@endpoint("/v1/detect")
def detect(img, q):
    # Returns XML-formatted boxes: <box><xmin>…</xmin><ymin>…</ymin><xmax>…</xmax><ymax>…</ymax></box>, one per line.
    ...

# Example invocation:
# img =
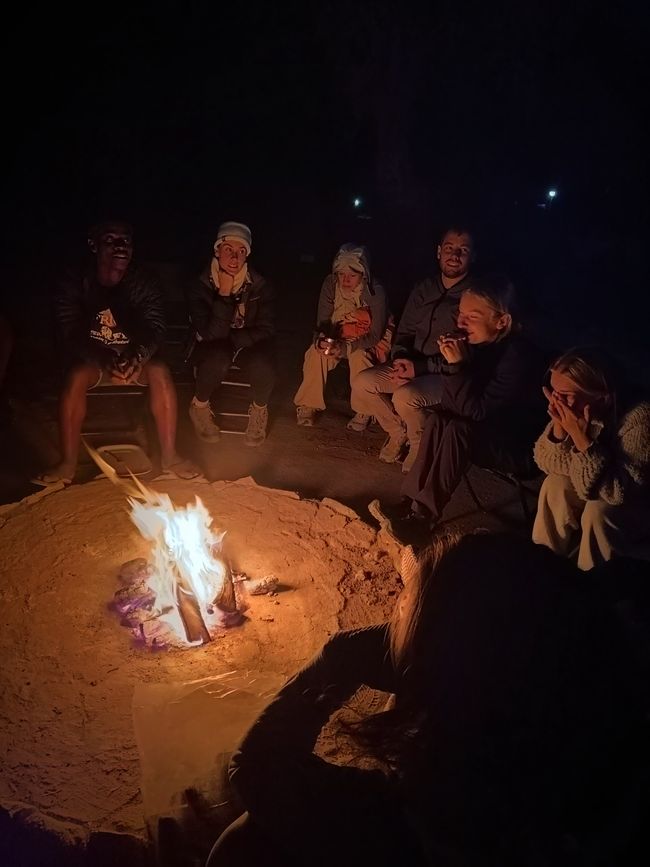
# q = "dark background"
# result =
<box><xmin>3</xmin><ymin>0</ymin><xmax>649</xmax><ymax>368</ymax></box>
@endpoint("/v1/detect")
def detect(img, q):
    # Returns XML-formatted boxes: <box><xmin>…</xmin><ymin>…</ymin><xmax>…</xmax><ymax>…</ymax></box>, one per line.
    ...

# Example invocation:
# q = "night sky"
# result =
<box><xmin>5</xmin><ymin>0</ymin><xmax>649</xmax><ymax>331</ymax></box>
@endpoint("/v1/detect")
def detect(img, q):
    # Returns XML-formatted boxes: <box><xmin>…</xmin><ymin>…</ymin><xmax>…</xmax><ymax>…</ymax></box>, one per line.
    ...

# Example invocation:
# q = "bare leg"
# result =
<box><xmin>142</xmin><ymin>359</ymin><xmax>179</xmax><ymax>465</ymax></box>
<box><xmin>55</xmin><ymin>362</ymin><xmax>102</xmax><ymax>478</ymax></box>
<box><xmin>143</xmin><ymin>359</ymin><xmax>199</xmax><ymax>478</ymax></box>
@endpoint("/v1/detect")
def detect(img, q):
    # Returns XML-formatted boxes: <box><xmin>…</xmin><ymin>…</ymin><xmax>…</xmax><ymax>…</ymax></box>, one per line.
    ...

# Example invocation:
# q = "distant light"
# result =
<box><xmin>547</xmin><ymin>189</ymin><xmax>557</xmax><ymax>199</ymax></box>
<box><xmin>353</xmin><ymin>197</ymin><xmax>362</xmax><ymax>208</ymax></box>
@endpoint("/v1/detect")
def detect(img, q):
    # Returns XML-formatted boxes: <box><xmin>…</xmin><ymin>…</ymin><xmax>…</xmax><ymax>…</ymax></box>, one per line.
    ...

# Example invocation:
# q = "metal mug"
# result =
<box><xmin>318</xmin><ymin>337</ymin><xmax>339</xmax><ymax>356</ymax></box>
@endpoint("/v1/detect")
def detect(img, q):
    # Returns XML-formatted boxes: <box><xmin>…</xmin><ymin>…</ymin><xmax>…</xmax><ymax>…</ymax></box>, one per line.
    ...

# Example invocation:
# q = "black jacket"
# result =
<box><xmin>56</xmin><ymin>264</ymin><xmax>165</xmax><ymax>364</ymax></box>
<box><xmin>441</xmin><ymin>333</ymin><xmax>545</xmax><ymax>423</ymax></box>
<box><xmin>188</xmin><ymin>266</ymin><xmax>274</xmax><ymax>350</ymax></box>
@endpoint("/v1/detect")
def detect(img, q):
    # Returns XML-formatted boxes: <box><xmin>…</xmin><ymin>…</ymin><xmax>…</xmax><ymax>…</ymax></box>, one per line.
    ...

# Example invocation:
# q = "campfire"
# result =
<box><xmin>86</xmin><ymin>444</ymin><xmax>277</xmax><ymax>649</ymax></box>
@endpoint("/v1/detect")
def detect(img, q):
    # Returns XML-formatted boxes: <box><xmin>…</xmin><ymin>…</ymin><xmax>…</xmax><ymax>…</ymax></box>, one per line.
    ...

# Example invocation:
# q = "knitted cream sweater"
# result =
<box><xmin>533</xmin><ymin>401</ymin><xmax>650</xmax><ymax>505</ymax></box>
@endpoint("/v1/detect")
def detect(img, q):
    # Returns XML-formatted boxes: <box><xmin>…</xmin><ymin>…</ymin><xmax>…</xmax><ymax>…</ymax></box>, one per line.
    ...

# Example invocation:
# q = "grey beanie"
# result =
<box><xmin>214</xmin><ymin>221</ymin><xmax>252</xmax><ymax>255</ymax></box>
<box><xmin>332</xmin><ymin>243</ymin><xmax>370</xmax><ymax>280</ymax></box>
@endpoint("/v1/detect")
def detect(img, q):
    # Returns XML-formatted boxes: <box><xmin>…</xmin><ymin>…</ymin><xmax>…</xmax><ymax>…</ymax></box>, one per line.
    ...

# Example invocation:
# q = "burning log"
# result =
<box><xmin>176</xmin><ymin>584</ymin><xmax>211</xmax><ymax>645</ymax></box>
<box><xmin>90</xmin><ymin>437</ymin><xmax>246</xmax><ymax>646</ymax></box>
<box><xmin>212</xmin><ymin>557</ymin><xmax>237</xmax><ymax>613</ymax></box>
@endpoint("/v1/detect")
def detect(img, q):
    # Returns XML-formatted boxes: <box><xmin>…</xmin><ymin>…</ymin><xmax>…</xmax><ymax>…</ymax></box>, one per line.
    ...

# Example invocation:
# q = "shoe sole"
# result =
<box><xmin>196</xmin><ymin>433</ymin><xmax>221</xmax><ymax>443</ymax></box>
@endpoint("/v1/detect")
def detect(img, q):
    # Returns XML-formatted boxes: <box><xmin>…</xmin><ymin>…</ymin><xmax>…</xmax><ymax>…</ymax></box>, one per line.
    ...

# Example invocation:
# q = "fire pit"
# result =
<box><xmin>0</xmin><ymin>477</ymin><xmax>402</xmax><ymax>857</ymax></box>
<box><xmin>113</xmin><ymin>491</ymin><xmax>248</xmax><ymax>649</ymax></box>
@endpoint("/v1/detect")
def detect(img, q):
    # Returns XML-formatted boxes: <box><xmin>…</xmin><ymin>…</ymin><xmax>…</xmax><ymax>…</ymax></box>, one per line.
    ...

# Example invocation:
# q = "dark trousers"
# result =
<box><xmin>193</xmin><ymin>338</ymin><xmax>276</xmax><ymax>405</ymax></box>
<box><xmin>402</xmin><ymin>411</ymin><xmax>537</xmax><ymax>521</ymax></box>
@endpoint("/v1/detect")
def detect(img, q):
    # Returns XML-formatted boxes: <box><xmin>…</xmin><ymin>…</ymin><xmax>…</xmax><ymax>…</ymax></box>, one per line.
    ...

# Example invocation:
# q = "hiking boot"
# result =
<box><xmin>379</xmin><ymin>431</ymin><xmax>408</xmax><ymax>463</ymax></box>
<box><xmin>296</xmin><ymin>406</ymin><xmax>317</xmax><ymax>427</ymax></box>
<box><xmin>346</xmin><ymin>412</ymin><xmax>372</xmax><ymax>432</ymax></box>
<box><xmin>189</xmin><ymin>401</ymin><xmax>221</xmax><ymax>443</ymax></box>
<box><xmin>368</xmin><ymin>498</ymin><xmax>434</xmax><ymax>548</ymax></box>
<box><xmin>245</xmin><ymin>403</ymin><xmax>268</xmax><ymax>447</ymax></box>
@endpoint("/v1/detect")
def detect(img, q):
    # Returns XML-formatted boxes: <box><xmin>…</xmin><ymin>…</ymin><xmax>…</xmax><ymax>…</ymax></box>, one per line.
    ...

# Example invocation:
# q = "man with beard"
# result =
<box><xmin>352</xmin><ymin>226</ymin><xmax>475</xmax><ymax>473</ymax></box>
<box><xmin>32</xmin><ymin>219</ymin><xmax>199</xmax><ymax>485</ymax></box>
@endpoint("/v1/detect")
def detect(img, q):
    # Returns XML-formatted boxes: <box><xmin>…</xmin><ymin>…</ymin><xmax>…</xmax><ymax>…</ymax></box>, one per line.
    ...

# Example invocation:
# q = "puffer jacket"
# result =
<box><xmin>188</xmin><ymin>266</ymin><xmax>274</xmax><ymax>350</ymax></box>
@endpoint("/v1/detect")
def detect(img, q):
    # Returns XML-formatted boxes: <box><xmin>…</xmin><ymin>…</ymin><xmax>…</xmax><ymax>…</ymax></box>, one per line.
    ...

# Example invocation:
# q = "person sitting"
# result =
<box><xmin>187</xmin><ymin>222</ymin><xmax>275</xmax><ymax>448</ymax></box>
<box><xmin>206</xmin><ymin>531</ymin><xmax>646</xmax><ymax>867</ymax></box>
<box><xmin>532</xmin><ymin>346</ymin><xmax>650</xmax><ymax>570</ymax></box>
<box><xmin>32</xmin><ymin>219</ymin><xmax>199</xmax><ymax>486</ymax></box>
<box><xmin>351</xmin><ymin>225</ymin><xmax>475</xmax><ymax>472</ymax></box>
<box><xmin>370</xmin><ymin>276</ymin><xmax>544</xmax><ymax>545</ymax></box>
<box><xmin>293</xmin><ymin>243</ymin><xmax>391</xmax><ymax>429</ymax></box>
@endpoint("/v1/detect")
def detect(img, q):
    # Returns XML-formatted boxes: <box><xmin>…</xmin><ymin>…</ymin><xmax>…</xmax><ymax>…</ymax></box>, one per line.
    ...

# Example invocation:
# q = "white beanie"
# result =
<box><xmin>214</xmin><ymin>221</ymin><xmax>252</xmax><ymax>256</ymax></box>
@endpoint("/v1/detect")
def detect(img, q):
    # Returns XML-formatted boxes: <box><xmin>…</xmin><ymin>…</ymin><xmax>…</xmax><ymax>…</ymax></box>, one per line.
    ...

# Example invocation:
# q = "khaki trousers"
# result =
<box><xmin>293</xmin><ymin>344</ymin><xmax>374</xmax><ymax>411</ymax></box>
<box><xmin>351</xmin><ymin>364</ymin><xmax>444</xmax><ymax>452</ymax></box>
<box><xmin>532</xmin><ymin>473</ymin><xmax>650</xmax><ymax>570</ymax></box>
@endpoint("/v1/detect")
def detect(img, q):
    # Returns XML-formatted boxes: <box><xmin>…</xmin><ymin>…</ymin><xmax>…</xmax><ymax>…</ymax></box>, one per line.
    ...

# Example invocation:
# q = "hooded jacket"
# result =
<box><xmin>315</xmin><ymin>244</ymin><xmax>389</xmax><ymax>355</ymax></box>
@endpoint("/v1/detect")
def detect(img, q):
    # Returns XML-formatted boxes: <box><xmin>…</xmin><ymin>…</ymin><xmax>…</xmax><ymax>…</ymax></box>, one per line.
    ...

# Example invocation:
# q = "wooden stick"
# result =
<box><xmin>174</xmin><ymin>566</ymin><xmax>211</xmax><ymax>644</ymax></box>
<box><xmin>213</xmin><ymin>560</ymin><xmax>238</xmax><ymax>614</ymax></box>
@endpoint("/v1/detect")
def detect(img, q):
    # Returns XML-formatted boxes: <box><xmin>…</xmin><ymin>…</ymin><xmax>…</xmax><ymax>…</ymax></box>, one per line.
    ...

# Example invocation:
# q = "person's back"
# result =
<box><xmin>206</xmin><ymin>532</ymin><xmax>647</xmax><ymax>867</ymax></box>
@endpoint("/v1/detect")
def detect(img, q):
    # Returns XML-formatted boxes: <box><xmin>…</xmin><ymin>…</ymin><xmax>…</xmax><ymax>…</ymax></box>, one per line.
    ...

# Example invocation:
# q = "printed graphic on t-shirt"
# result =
<box><xmin>90</xmin><ymin>308</ymin><xmax>129</xmax><ymax>347</ymax></box>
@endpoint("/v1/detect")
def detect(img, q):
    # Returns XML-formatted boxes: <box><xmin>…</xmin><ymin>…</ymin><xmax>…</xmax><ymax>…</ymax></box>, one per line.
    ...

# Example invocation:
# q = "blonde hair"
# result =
<box><xmin>550</xmin><ymin>347</ymin><xmax>618</xmax><ymax>404</ymax></box>
<box><xmin>462</xmin><ymin>274</ymin><xmax>517</xmax><ymax>340</ymax></box>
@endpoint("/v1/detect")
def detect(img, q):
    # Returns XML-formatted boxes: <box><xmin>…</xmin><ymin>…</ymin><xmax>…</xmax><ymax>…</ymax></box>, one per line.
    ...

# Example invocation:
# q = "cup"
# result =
<box><xmin>318</xmin><ymin>337</ymin><xmax>338</xmax><ymax>356</ymax></box>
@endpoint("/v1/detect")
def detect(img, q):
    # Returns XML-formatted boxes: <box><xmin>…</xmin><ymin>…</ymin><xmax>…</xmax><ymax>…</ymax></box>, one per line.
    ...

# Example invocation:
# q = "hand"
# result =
<box><xmin>542</xmin><ymin>386</ymin><xmax>592</xmax><ymax>450</ymax></box>
<box><xmin>110</xmin><ymin>352</ymin><xmax>142</xmax><ymax>383</ymax></box>
<box><xmin>542</xmin><ymin>386</ymin><xmax>567</xmax><ymax>440</ymax></box>
<box><xmin>437</xmin><ymin>334</ymin><xmax>469</xmax><ymax>364</ymax></box>
<box><xmin>217</xmin><ymin>270</ymin><xmax>235</xmax><ymax>296</ymax></box>
<box><xmin>316</xmin><ymin>336</ymin><xmax>344</xmax><ymax>358</ymax></box>
<box><xmin>390</xmin><ymin>358</ymin><xmax>415</xmax><ymax>384</ymax></box>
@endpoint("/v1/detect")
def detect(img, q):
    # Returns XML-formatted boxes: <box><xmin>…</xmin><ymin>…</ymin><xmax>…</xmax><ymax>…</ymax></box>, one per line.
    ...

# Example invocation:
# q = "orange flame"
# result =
<box><xmin>84</xmin><ymin>441</ymin><xmax>229</xmax><ymax>645</ymax></box>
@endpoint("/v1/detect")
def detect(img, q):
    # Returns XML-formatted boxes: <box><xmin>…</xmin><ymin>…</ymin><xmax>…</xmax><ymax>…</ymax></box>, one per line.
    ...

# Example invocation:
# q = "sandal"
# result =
<box><xmin>30</xmin><ymin>471</ymin><xmax>73</xmax><ymax>488</ymax></box>
<box><xmin>159</xmin><ymin>458</ymin><xmax>202</xmax><ymax>481</ymax></box>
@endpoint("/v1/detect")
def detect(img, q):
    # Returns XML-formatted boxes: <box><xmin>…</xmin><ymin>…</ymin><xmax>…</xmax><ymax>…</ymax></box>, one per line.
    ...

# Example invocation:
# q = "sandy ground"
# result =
<box><xmin>0</xmin><ymin>476</ymin><xmax>406</xmax><ymax>859</ymax></box>
<box><xmin>0</xmin><ymin>300</ymin><xmax>540</xmax><ymax>863</ymax></box>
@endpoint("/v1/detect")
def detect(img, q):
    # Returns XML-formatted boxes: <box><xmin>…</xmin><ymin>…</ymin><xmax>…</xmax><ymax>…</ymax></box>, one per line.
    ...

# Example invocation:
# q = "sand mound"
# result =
<box><xmin>0</xmin><ymin>477</ymin><xmax>401</xmax><ymax>849</ymax></box>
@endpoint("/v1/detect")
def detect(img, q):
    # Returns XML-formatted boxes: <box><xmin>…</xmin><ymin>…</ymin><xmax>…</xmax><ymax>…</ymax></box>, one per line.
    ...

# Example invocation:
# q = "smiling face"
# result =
<box><xmin>436</xmin><ymin>230</ymin><xmax>474</xmax><ymax>281</ymax></box>
<box><xmin>456</xmin><ymin>291</ymin><xmax>511</xmax><ymax>344</ymax></box>
<box><xmin>89</xmin><ymin>222</ymin><xmax>133</xmax><ymax>277</ymax></box>
<box><xmin>215</xmin><ymin>240</ymin><xmax>248</xmax><ymax>276</ymax></box>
